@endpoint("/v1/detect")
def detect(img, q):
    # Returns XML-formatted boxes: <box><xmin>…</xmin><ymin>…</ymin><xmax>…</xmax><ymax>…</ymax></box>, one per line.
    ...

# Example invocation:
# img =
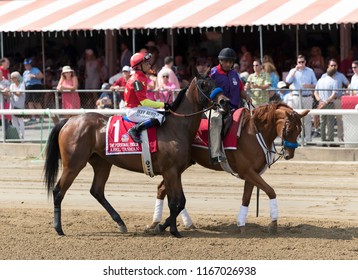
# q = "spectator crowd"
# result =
<box><xmin>1</xmin><ymin>38</ymin><xmax>357</xmax><ymax>144</ymax></box>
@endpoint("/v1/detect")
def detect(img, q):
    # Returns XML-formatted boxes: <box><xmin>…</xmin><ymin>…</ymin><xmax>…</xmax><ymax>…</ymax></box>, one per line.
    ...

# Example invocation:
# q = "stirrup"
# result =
<box><xmin>128</xmin><ymin>128</ymin><xmax>142</xmax><ymax>143</ymax></box>
<box><xmin>211</xmin><ymin>156</ymin><xmax>227</xmax><ymax>164</ymax></box>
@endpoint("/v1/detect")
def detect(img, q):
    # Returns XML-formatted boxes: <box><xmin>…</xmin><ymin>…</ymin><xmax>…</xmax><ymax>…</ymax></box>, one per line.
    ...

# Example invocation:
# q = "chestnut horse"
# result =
<box><xmin>149</xmin><ymin>103</ymin><xmax>309</xmax><ymax>233</ymax></box>
<box><xmin>44</xmin><ymin>76</ymin><xmax>218</xmax><ymax>238</ymax></box>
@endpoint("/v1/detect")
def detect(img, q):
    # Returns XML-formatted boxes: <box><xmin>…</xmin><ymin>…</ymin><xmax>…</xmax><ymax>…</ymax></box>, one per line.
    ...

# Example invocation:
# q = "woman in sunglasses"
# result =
<box><xmin>156</xmin><ymin>69</ymin><xmax>177</xmax><ymax>103</ymax></box>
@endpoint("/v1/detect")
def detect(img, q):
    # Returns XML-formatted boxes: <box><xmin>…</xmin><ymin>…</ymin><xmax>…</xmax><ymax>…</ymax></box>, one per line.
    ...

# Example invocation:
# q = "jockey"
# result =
<box><xmin>208</xmin><ymin>47</ymin><xmax>251</xmax><ymax>163</ymax></box>
<box><xmin>125</xmin><ymin>52</ymin><xmax>168</xmax><ymax>143</ymax></box>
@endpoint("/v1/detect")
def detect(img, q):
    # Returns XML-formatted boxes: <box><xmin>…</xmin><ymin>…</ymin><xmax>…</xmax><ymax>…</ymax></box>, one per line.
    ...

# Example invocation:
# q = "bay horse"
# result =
<box><xmin>44</xmin><ymin>76</ymin><xmax>218</xmax><ymax>238</ymax></box>
<box><xmin>148</xmin><ymin>103</ymin><xmax>309</xmax><ymax>233</ymax></box>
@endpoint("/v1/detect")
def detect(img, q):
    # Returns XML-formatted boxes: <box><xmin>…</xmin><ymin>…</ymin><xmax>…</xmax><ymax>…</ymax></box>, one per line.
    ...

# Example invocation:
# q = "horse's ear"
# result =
<box><xmin>300</xmin><ymin>109</ymin><xmax>310</xmax><ymax>118</ymax></box>
<box><xmin>204</xmin><ymin>64</ymin><xmax>211</xmax><ymax>76</ymax></box>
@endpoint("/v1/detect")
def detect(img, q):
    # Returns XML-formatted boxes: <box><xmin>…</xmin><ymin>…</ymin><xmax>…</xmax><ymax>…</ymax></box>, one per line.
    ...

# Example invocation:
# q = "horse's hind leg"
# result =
<box><xmin>53</xmin><ymin>166</ymin><xmax>84</xmax><ymax>236</ymax></box>
<box><xmin>89</xmin><ymin>155</ymin><xmax>127</xmax><ymax>234</ymax></box>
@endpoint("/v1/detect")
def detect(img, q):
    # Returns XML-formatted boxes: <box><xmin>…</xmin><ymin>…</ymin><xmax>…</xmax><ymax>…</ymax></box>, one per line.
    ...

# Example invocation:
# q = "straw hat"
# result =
<box><xmin>61</xmin><ymin>65</ymin><xmax>74</xmax><ymax>73</ymax></box>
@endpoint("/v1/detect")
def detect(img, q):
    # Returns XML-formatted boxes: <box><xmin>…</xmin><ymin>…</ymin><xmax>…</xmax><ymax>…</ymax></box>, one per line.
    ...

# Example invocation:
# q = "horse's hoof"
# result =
<box><xmin>238</xmin><ymin>226</ymin><xmax>246</xmax><ymax>234</ymax></box>
<box><xmin>56</xmin><ymin>230</ymin><xmax>65</xmax><ymax>236</ymax></box>
<box><xmin>268</xmin><ymin>221</ymin><xmax>278</xmax><ymax>234</ymax></box>
<box><xmin>158</xmin><ymin>224</ymin><xmax>166</xmax><ymax>232</ymax></box>
<box><xmin>145</xmin><ymin>222</ymin><xmax>159</xmax><ymax>231</ymax></box>
<box><xmin>170</xmin><ymin>231</ymin><xmax>183</xmax><ymax>238</ymax></box>
<box><xmin>184</xmin><ymin>224</ymin><xmax>196</xmax><ymax>230</ymax></box>
<box><xmin>119</xmin><ymin>225</ymin><xmax>128</xmax><ymax>234</ymax></box>
<box><xmin>154</xmin><ymin>224</ymin><xmax>163</xmax><ymax>234</ymax></box>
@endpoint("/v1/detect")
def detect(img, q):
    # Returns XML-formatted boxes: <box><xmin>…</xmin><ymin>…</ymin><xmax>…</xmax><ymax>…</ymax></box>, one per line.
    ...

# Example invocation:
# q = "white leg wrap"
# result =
<box><xmin>180</xmin><ymin>208</ymin><xmax>193</xmax><ymax>228</ymax></box>
<box><xmin>152</xmin><ymin>199</ymin><xmax>164</xmax><ymax>223</ymax></box>
<box><xmin>237</xmin><ymin>205</ymin><xmax>248</xmax><ymax>227</ymax></box>
<box><xmin>270</xmin><ymin>198</ymin><xmax>278</xmax><ymax>221</ymax></box>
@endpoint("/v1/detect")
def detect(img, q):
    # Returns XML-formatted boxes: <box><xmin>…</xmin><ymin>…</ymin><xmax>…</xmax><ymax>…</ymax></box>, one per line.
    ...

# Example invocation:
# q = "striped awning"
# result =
<box><xmin>0</xmin><ymin>0</ymin><xmax>357</xmax><ymax>32</ymax></box>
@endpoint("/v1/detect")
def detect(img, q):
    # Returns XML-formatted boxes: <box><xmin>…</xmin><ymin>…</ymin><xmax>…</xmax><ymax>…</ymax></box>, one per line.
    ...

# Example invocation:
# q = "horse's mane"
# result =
<box><xmin>170</xmin><ymin>87</ymin><xmax>188</xmax><ymax>112</ymax></box>
<box><xmin>253</xmin><ymin>102</ymin><xmax>291</xmax><ymax>126</ymax></box>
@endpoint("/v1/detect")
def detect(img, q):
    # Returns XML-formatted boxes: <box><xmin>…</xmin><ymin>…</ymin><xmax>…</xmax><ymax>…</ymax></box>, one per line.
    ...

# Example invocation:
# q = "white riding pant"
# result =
<box><xmin>205</xmin><ymin>109</ymin><xmax>225</xmax><ymax>159</ymax></box>
<box><xmin>126</xmin><ymin>107</ymin><xmax>165</xmax><ymax>123</ymax></box>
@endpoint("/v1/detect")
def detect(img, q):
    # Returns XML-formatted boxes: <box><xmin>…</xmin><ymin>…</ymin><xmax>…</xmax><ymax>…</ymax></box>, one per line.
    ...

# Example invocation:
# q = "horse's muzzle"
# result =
<box><xmin>284</xmin><ymin>149</ymin><xmax>295</xmax><ymax>160</ymax></box>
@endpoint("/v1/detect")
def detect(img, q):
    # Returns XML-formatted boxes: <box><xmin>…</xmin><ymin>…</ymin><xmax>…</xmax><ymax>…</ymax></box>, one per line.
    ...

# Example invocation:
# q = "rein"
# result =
<box><xmin>166</xmin><ymin>76</ymin><xmax>217</xmax><ymax>118</ymax></box>
<box><xmin>167</xmin><ymin>104</ymin><xmax>215</xmax><ymax>118</ymax></box>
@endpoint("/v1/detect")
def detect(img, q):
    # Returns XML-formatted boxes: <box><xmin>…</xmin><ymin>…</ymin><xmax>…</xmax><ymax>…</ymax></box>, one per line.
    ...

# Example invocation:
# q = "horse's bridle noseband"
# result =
<box><xmin>281</xmin><ymin>111</ymin><xmax>300</xmax><ymax>149</ymax></box>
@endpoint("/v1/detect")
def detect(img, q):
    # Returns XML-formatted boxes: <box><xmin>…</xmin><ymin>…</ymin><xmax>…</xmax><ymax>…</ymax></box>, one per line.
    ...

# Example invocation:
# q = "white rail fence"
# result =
<box><xmin>1</xmin><ymin>88</ymin><xmax>358</xmax><ymax>147</ymax></box>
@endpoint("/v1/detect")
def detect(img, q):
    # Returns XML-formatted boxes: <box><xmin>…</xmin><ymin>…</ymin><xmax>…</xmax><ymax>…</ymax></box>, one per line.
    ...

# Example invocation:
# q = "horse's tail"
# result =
<box><xmin>44</xmin><ymin>119</ymin><xmax>68</xmax><ymax>196</ymax></box>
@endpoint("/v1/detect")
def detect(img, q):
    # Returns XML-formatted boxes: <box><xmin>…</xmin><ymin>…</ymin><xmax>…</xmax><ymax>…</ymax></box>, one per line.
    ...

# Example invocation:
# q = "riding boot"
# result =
<box><xmin>128</xmin><ymin>118</ymin><xmax>160</xmax><ymax>143</ymax></box>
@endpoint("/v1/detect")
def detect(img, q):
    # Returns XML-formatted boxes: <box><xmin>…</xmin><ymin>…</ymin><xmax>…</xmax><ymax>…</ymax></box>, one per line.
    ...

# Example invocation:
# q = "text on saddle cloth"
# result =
<box><xmin>106</xmin><ymin>116</ymin><xmax>157</xmax><ymax>155</ymax></box>
<box><xmin>192</xmin><ymin>108</ymin><xmax>246</xmax><ymax>150</ymax></box>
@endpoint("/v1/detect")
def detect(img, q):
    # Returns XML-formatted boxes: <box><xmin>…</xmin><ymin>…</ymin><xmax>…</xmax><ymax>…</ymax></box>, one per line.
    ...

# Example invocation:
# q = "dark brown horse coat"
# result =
<box><xmin>44</xmin><ymin>76</ymin><xmax>217</xmax><ymax>238</ymax></box>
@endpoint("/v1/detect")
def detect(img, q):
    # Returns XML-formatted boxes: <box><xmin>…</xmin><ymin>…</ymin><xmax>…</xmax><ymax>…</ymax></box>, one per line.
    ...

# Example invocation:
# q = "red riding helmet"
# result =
<box><xmin>130</xmin><ymin>52</ymin><xmax>152</xmax><ymax>69</ymax></box>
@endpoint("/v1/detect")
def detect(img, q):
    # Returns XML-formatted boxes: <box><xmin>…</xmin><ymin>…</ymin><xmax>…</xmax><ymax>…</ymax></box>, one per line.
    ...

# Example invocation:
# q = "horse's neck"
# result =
<box><xmin>253</xmin><ymin>112</ymin><xmax>282</xmax><ymax>146</ymax></box>
<box><xmin>166</xmin><ymin>86</ymin><xmax>203</xmax><ymax>139</ymax></box>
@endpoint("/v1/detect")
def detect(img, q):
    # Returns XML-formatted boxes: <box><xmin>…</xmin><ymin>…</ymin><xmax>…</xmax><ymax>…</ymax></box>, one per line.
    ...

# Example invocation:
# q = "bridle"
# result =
<box><xmin>255</xmin><ymin>108</ymin><xmax>301</xmax><ymax>167</ymax></box>
<box><xmin>281</xmin><ymin>111</ymin><xmax>300</xmax><ymax>150</ymax></box>
<box><xmin>167</xmin><ymin>75</ymin><xmax>218</xmax><ymax>118</ymax></box>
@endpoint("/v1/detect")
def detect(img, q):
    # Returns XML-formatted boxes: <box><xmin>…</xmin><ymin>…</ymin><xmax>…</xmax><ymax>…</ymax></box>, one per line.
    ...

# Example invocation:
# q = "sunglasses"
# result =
<box><xmin>298</xmin><ymin>61</ymin><xmax>305</xmax><ymax>64</ymax></box>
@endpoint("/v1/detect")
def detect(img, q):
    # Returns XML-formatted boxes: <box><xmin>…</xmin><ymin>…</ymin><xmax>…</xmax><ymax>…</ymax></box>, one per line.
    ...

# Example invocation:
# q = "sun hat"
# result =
<box><xmin>122</xmin><ymin>65</ymin><xmax>131</xmax><ymax>72</ymax></box>
<box><xmin>61</xmin><ymin>65</ymin><xmax>74</xmax><ymax>73</ymax></box>
<box><xmin>23</xmin><ymin>58</ymin><xmax>32</xmax><ymax>65</ymax></box>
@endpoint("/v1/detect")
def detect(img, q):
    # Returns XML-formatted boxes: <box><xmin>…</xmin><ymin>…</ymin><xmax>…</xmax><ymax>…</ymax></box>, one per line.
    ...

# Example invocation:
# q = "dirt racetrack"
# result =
<box><xmin>0</xmin><ymin>154</ymin><xmax>357</xmax><ymax>260</ymax></box>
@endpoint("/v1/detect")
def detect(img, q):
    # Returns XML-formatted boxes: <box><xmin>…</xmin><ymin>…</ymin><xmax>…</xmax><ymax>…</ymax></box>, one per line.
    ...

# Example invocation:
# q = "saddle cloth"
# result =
<box><xmin>106</xmin><ymin>116</ymin><xmax>157</xmax><ymax>155</ymax></box>
<box><xmin>192</xmin><ymin>108</ymin><xmax>246</xmax><ymax>150</ymax></box>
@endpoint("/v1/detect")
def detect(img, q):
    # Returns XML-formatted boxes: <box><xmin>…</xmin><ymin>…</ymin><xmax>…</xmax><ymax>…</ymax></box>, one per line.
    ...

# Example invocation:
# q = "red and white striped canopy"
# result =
<box><xmin>0</xmin><ymin>0</ymin><xmax>357</xmax><ymax>32</ymax></box>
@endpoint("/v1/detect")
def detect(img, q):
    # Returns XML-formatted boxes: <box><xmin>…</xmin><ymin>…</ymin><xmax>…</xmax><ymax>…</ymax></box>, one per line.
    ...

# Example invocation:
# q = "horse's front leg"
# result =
<box><xmin>148</xmin><ymin>180</ymin><xmax>193</xmax><ymax>231</ymax></box>
<box><xmin>158</xmin><ymin>175</ymin><xmax>186</xmax><ymax>238</ymax></box>
<box><xmin>159</xmin><ymin>194</ymin><xmax>186</xmax><ymax>238</ymax></box>
<box><xmin>244</xmin><ymin>170</ymin><xmax>278</xmax><ymax>234</ymax></box>
<box><xmin>237</xmin><ymin>180</ymin><xmax>255</xmax><ymax>233</ymax></box>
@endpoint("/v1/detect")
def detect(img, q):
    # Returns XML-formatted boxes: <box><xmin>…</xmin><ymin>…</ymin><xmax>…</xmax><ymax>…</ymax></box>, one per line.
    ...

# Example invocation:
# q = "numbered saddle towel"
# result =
<box><xmin>192</xmin><ymin>108</ymin><xmax>247</xmax><ymax>150</ymax></box>
<box><xmin>106</xmin><ymin>116</ymin><xmax>157</xmax><ymax>155</ymax></box>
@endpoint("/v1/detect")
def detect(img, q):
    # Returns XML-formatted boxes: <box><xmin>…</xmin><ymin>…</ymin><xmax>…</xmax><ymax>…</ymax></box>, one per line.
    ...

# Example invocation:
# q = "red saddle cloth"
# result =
<box><xmin>193</xmin><ymin>108</ymin><xmax>246</xmax><ymax>150</ymax></box>
<box><xmin>106</xmin><ymin>116</ymin><xmax>157</xmax><ymax>155</ymax></box>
